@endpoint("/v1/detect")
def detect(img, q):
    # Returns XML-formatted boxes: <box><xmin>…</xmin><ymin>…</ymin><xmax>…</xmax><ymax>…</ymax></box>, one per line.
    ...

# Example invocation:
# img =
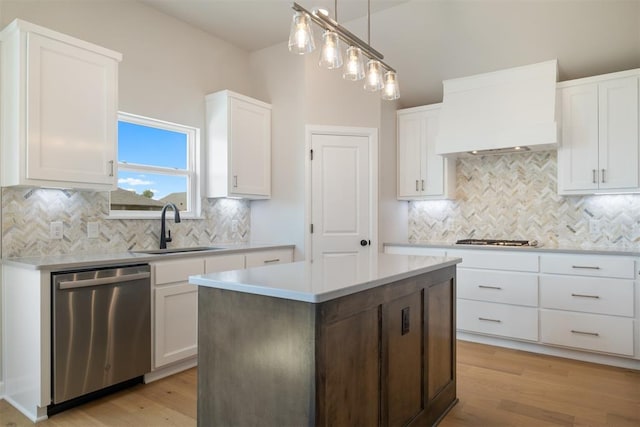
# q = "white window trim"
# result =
<box><xmin>109</xmin><ymin>112</ymin><xmax>202</xmax><ymax>220</ymax></box>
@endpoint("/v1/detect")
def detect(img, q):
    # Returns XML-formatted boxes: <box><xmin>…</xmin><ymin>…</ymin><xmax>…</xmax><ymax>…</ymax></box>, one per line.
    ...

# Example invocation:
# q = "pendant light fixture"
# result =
<box><xmin>287</xmin><ymin>0</ymin><xmax>400</xmax><ymax>100</ymax></box>
<box><xmin>288</xmin><ymin>10</ymin><xmax>315</xmax><ymax>54</ymax></box>
<box><xmin>382</xmin><ymin>70</ymin><xmax>400</xmax><ymax>100</ymax></box>
<box><xmin>343</xmin><ymin>46</ymin><xmax>365</xmax><ymax>81</ymax></box>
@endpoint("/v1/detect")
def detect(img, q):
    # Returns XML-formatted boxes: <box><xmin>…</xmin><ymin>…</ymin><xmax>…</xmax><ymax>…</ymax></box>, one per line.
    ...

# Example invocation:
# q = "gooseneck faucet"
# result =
<box><xmin>160</xmin><ymin>202</ymin><xmax>181</xmax><ymax>249</ymax></box>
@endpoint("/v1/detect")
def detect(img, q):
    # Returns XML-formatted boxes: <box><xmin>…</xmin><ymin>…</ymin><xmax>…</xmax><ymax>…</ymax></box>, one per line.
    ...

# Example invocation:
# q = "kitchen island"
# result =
<box><xmin>190</xmin><ymin>254</ymin><xmax>460</xmax><ymax>426</ymax></box>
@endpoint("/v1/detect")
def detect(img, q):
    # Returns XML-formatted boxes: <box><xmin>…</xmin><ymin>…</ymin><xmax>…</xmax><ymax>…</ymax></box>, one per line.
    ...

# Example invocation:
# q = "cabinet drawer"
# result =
<box><xmin>448</xmin><ymin>250</ymin><xmax>538</xmax><ymax>272</ymax></box>
<box><xmin>540</xmin><ymin>254</ymin><xmax>635</xmax><ymax>279</ymax></box>
<box><xmin>154</xmin><ymin>258</ymin><xmax>205</xmax><ymax>285</ymax></box>
<box><xmin>540</xmin><ymin>276</ymin><xmax>634</xmax><ymax>317</ymax></box>
<box><xmin>245</xmin><ymin>249</ymin><xmax>293</xmax><ymax>268</ymax></box>
<box><xmin>458</xmin><ymin>269</ymin><xmax>538</xmax><ymax>306</ymax></box>
<box><xmin>204</xmin><ymin>254</ymin><xmax>245</xmax><ymax>273</ymax></box>
<box><xmin>457</xmin><ymin>299</ymin><xmax>538</xmax><ymax>341</ymax></box>
<box><xmin>540</xmin><ymin>310</ymin><xmax>634</xmax><ymax>356</ymax></box>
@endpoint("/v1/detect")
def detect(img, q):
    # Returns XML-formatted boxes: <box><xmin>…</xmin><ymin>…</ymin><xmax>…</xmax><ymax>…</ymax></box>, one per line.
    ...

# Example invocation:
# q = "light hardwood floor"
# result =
<box><xmin>1</xmin><ymin>341</ymin><xmax>638</xmax><ymax>426</ymax></box>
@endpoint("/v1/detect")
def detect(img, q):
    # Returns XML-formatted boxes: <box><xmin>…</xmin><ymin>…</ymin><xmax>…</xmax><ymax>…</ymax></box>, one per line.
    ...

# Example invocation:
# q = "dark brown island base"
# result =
<box><xmin>190</xmin><ymin>254</ymin><xmax>461</xmax><ymax>426</ymax></box>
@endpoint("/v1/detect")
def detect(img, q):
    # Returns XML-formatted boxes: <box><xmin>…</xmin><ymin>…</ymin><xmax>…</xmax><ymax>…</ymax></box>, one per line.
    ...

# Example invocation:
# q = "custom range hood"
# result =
<box><xmin>436</xmin><ymin>59</ymin><xmax>558</xmax><ymax>157</ymax></box>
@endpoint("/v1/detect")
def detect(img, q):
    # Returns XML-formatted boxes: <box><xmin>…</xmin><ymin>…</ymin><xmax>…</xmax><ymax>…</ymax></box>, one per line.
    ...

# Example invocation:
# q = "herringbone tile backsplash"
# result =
<box><xmin>409</xmin><ymin>151</ymin><xmax>640</xmax><ymax>249</ymax></box>
<box><xmin>1</xmin><ymin>189</ymin><xmax>249</xmax><ymax>257</ymax></box>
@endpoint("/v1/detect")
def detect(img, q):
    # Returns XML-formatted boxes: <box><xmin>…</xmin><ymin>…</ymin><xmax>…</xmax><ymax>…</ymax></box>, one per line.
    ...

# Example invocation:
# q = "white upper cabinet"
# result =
<box><xmin>557</xmin><ymin>70</ymin><xmax>639</xmax><ymax>194</ymax></box>
<box><xmin>206</xmin><ymin>90</ymin><xmax>271</xmax><ymax>199</ymax></box>
<box><xmin>397</xmin><ymin>104</ymin><xmax>455</xmax><ymax>200</ymax></box>
<box><xmin>0</xmin><ymin>19</ymin><xmax>122</xmax><ymax>190</ymax></box>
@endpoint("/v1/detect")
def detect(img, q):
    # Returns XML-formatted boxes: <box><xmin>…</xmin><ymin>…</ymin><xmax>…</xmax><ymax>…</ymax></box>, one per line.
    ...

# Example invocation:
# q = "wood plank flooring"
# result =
<box><xmin>1</xmin><ymin>341</ymin><xmax>638</xmax><ymax>426</ymax></box>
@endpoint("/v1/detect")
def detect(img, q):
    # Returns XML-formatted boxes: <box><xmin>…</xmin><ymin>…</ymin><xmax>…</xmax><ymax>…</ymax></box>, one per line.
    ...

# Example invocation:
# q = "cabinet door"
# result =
<box><xmin>598</xmin><ymin>76</ymin><xmax>639</xmax><ymax>190</ymax></box>
<box><xmin>383</xmin><ymin>292</ymin><xmax>423</xmax><ymax>427</ymax></box>
<box><xmin>397</xmin><ymin>111</ymin><xmax>424</xmax><ymax>199</ymax></box>
<box><xmin>26</xmin><ymin>32</ymin><xmax>117</xmax><ymax>188</ymax></box>
<box><xmin>229</xmin><ymin>96</ymin><xmax>271</xmax><ymax>197</ymax></box>
<box><xmin>558</xmin><ymin>84</ymin><xmax>599</xmax><ymax>192</ymax></box>
<box><xmin>153</xmin><ymin>258</ymin><xmax>204</xmax><ymax>368</ymax></box>
<box><xmin>318</xmin><ymin>307</ymin><xmax>379</xmax><ymax>426</ymax></box>
<box><xmin>154</xmin><ymin>283</ymin><xmax>198</xmax><ymax>367</ymax></box>
<box><xmin>425</xmin><ymin>279</ymin><xmax>455</xmax><ymax>404</ymax></box>
<box><xmin>423</xmin><ymin>108</ymin><xmax>446</xmax><ymax>196</ymax></box>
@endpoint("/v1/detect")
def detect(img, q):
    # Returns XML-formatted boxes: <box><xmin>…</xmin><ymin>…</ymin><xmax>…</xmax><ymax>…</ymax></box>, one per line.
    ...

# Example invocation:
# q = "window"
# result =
<box><xmin>110</xmin><ymin>112</ymin><xmax>201</xmax><ymax>218</ymax></box>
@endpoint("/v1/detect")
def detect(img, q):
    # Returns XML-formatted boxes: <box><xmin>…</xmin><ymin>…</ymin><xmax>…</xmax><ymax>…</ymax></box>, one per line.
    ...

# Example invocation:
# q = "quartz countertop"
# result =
<box><xmin>189</xmin><ymin>254</ymin><xmax>460</xmax><ymax>303</ymax></box>
<box><xmin>384</xmin><ymin>242</ymin><xmax>640</xmax><ymax>257</ymax></box>
<box><xmin>1</xmin><ymin>243</ymin><xmax>295</xmax><ymax>271</ymax></box>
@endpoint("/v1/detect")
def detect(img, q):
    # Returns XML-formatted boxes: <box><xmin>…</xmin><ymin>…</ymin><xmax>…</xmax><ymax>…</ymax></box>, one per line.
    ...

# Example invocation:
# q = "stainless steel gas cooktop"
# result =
<box><xmin>455</xmin><ymin>239</ymin><xmax>539</xmax><ymax>247</ymax></box>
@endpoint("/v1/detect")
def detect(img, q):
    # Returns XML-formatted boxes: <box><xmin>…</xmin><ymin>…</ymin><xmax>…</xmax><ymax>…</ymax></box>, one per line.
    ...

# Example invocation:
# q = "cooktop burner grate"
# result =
<box><xmin>455</xmin><ymin>239</ymin><xmax>538</xmax><ymax>247</ymax></box>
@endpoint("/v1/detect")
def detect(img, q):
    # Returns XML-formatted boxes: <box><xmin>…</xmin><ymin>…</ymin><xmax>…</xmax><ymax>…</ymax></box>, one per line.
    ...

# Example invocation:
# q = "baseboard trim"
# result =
<box><xmin>144</xmin><ymin>357</ymin><xmax>197</xmax><ymax>383</ymax></box>
<box><xmin>457</xmin><ymin>331</ymin><xmax>640</xmax><ymax>370</ymax></box>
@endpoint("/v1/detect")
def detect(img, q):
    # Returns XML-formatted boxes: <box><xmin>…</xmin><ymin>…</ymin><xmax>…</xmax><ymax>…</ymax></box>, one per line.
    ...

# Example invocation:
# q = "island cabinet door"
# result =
<box><xmin>316</xmin><ymin>306</ymin><xmax>380</xmax><ymax>427</ymax></box>
<box><xmin>382</xmin><ymin>291</ymin><xmax>424</xmax><ymax>427</ymax></box>
<box><xmin>424</xmin><ymin>277</ymin><xmax>457</xmax><ymax>424</ymax></box>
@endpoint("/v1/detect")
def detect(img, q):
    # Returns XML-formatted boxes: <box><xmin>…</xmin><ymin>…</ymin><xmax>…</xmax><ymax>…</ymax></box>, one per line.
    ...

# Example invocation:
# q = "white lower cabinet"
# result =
<box><xmin>540</xmin><ymin>310</ymin><xmax>634</xmax><ymax>356</ymax></box>
<box><xmin>385</xmin><ymin>244</ymin><xmax>640</xmax><ymax>367</ymax></box>
<box><xmin>153</xmin><ymin>258</ymin><xmax>203</xmax><ymax>368</ymax></box>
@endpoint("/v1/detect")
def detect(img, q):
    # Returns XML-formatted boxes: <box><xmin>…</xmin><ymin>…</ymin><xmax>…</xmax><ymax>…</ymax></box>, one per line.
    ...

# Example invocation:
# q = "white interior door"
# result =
<box><xmin>309</xmin><ymin>127</ymin><xmax>377</xmax><ymax>278</ymax></box>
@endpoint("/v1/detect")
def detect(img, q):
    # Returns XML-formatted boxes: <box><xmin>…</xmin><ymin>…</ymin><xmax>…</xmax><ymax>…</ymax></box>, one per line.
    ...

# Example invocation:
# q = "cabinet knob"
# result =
<box><xmin>109</xmin><ymin>160</ymin><xmax>114</xmax><ymax>177</ymax></box>
<box><xmin>601</xmin><ymin>168</ymin><xmax>606</xmax><ymax>183</ymax></box>
<box><xmin>360</xmin><ymin>239</ymin><xmax>370</xmax><ymax>247</ymax></box>
<box><xmin>415</xmin><ymin>180</ymin><xmax>419</xmax><ymax>191</ymax></box>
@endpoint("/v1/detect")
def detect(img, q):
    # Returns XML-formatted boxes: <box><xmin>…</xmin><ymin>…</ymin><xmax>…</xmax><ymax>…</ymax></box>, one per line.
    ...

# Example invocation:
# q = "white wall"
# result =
<box><xmin>249</xmin><ymin>43</ymin><xmax>307</xmax><ymax>260</ymax></box>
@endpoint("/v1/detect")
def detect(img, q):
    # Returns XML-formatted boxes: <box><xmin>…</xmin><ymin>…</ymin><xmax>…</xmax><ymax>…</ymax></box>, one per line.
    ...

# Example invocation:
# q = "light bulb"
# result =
<box><xmin>288</xmin><ymin>11</ymin><xmax>315</xmax><ymax>54</ymax></box>
<box><xmin>364</xmin><ymin>60</ymin><xmax>383</xmax><ymax>92</ymax></box>
<box><xmin>343</xmin><ymin>46</ymin><xmax>365</xmax><ymax>81</ymax></box>
<box><xmin>381</xmin><ymin>71</ymin><xmax>400</xmax><ymax>100</ymax></box>
<box><xmin>319</xmin><ymin>30</ymin><xmax>343</xmax><ymax>69</ymax></box>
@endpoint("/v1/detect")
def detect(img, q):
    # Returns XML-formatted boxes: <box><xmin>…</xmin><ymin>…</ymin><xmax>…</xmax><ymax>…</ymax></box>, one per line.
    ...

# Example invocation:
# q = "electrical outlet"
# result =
<box><xmin>589</xmin><ymin>219</ymin><xmax>601</xmax><ymax>235</ymax></box>
<box><xmin>87</xmin><ymin>222</ymin><xmax>99</xmax><ymax>239</ymax></box>
<box><xmin>50</xmin><ymin>221</ymin><xmax>63</xmax><ymax>240</ymax></box>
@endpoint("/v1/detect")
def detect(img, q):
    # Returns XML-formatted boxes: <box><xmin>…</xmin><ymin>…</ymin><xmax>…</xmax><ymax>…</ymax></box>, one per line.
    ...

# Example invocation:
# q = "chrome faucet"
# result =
<box><xmin>160</xmin><ymin>203</ymin><xmax>181</xmax><ymax>249</ymax></box>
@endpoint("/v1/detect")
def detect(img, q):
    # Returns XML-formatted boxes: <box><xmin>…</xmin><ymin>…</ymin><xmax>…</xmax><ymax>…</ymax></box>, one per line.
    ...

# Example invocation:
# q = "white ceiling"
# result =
<box><xmin>140</xmin><ymin>0</ymin><xmax>640</xmax><ymax>108</ymax></box>
<box><xmin>141</xmin><ymin>0</ymin><xmax>408</xmax><ymax>52</ymax></box>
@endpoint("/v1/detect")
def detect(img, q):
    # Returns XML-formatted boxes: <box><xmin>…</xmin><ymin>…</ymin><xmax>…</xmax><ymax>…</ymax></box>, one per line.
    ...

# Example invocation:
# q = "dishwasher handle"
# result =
<box><xmin>58</xmin><ymin>272</ymin><xmax>151</xmax><ymax>290</ymax></box>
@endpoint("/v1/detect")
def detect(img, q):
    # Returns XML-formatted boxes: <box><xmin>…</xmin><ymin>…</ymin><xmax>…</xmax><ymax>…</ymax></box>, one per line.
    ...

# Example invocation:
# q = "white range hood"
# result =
<box><xmin>436</xmin><ymin>59</ymin><xmax>558</xmax><ymax>157</ymax></box>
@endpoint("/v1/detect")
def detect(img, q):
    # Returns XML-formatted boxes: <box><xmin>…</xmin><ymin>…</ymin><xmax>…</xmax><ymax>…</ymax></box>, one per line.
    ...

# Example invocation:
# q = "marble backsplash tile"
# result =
<box><xmin>1</xmin><ymin>188</ymin><xmax>250</xmax><ymax>258</ymax></box>
<box><xmin>409</xmin><ymin>151</ymin><xmax>640</xmax><ymax>250</ymax></box>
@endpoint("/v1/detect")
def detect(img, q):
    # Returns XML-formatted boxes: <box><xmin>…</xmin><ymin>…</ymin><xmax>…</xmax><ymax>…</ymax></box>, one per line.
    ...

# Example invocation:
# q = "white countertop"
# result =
<box><xmin>384</xmin><ymin>242</ymin><xmax>640</xmax><ymax>257</ymax></box>
<box><xmin>1</xmin><ymin>243</ymin><xmax>295</xmax><ymax>270</ymax></box>
<box><xmin>190</xmin><ymin>254</ymin><xmax>460</xmax><ymax>303</ymax></box>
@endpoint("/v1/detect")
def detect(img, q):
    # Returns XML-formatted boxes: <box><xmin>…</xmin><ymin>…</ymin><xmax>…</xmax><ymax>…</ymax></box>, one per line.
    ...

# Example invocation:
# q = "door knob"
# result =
<box><xmin>360</xmin><ymin>240</ymin><xmax>371</xmax><ymax>246</ymax></box>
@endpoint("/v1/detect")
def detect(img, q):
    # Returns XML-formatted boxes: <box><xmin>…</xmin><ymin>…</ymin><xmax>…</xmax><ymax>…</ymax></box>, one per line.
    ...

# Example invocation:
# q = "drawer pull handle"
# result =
<box><xmin>263</xmin><ymin>258</ymin><xmax>280</xmax><ymax>264</ymax></box>
<box><xmin>478</xmin><ymin>285</ymin><xmax>502</xmax><ymax>290</ymax></box>
<box><xmin>571</xmin><ymin>265</ymin><xmax>601</xmax><ymax>270</ymax></box>
<box><xmin>571</xmin><ymin>330</ymin><xmax>599</xmax><ymax>337</ymax></box>
<box><xmin>478</xmin><ymin>317</ymin><xmax>501</xmax><ymax>323</ymax></box>
<box><xmin>571</xmin><ymin>293</ymin><xmax>600</xmax><ymax>299</ymax></box>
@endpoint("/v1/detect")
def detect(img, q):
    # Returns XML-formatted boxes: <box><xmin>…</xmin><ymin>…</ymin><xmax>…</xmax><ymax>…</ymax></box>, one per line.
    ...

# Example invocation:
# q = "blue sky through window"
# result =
<box><xmin>117</xmin><ymin>121</ymin><xmax>188</xmax><ymax>200</ymax></box>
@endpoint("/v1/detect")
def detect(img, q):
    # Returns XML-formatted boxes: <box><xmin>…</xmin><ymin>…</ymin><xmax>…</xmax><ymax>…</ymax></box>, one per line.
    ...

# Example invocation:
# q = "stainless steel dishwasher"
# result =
<box><xmin>50</xmin><ymin>264</ymin><xmax>151</xmax><ymax>413</ymax></box>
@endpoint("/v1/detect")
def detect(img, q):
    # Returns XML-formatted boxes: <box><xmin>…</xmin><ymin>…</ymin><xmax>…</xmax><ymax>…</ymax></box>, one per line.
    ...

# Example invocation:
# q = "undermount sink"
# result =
<box><xmin>133</xmin><ymin>246</ymin><xmax>224</xmax><ymax>255</ymax></box>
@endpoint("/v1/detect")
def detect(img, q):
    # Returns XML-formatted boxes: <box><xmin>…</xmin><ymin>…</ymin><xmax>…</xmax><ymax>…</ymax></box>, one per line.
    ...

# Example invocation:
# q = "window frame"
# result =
<box><xmin>109</xmin><ymin>112</ymin><xmax>202</xmax><ymax>219</ymax></box>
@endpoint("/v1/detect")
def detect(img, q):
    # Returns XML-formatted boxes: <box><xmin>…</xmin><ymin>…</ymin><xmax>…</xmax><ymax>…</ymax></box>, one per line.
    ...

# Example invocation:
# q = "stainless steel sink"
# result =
<box><xmin>132</xmin><ymin>246</ymin><xmax>224</xmax><ymax>255</ymax></box>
